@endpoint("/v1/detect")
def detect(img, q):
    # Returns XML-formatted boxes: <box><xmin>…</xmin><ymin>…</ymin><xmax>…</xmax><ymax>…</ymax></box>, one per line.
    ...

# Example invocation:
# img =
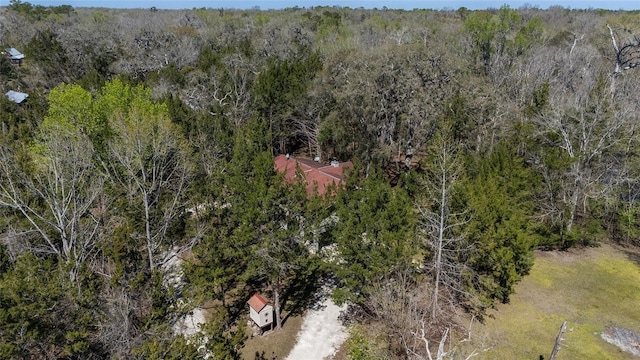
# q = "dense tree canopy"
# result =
<box><xmin>1</xmin><ymin>3</ymin><xmax>640</xmax><ymax>358</ymax></box>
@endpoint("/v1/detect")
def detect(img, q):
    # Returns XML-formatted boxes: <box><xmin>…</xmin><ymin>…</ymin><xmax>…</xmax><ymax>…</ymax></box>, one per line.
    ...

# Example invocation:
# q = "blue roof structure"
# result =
<box><xmin>6</xmin><ymin>91</ymin><xmax>29</xmax><ymax>104</ymax></box>
<box><xmin>5</xmin><ymin>48</ymin><xmax>25</xmax><ymax>60</ymax></box>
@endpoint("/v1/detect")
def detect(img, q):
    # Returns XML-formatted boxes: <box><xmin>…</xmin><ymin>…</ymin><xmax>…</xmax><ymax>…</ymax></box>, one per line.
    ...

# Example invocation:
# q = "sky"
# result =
<box><xmin>13</xmin><ymin>0</ymin><xmax>640</xmax><ymax>10</ymax></box>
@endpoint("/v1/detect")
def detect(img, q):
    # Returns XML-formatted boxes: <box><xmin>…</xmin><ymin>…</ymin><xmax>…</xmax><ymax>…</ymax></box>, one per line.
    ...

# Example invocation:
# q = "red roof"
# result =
<box><xmin>274</xmin><ymin>155</ymin><xmax>353</xmax><ymax>196</ymax></box>
<box><xmin>247</xmin><ymin>293</ymin><xmax>269</xmax><ymax>312</ymax></box>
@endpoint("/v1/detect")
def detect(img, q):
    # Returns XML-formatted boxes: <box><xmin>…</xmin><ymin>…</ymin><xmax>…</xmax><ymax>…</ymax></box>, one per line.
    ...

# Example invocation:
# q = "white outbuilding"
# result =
<box><xmin>247</xmin><ymin>293</ymin><xmax>273</xmax><ymax>329</ymax></box>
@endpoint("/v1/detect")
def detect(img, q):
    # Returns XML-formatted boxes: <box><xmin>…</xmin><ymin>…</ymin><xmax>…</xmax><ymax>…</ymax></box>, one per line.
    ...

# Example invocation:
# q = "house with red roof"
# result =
<box><xmin>247</xmin><ymin>293</ymin><xmax>273</xmax><ymax>329</ymax></box>
<box><xmin>274</xmin><ymin>154</ymin><xmax>353</xmax><ymax>196</ymax></box>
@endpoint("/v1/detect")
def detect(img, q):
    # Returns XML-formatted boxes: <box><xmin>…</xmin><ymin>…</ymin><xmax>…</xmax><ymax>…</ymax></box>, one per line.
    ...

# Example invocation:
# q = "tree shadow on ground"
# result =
<box><xmin>280</xmin><ymin>268</ymin><xmax>333</xmax><ymax>326</ymax></box>
<box><xmin>625</xmin><ymin>250</ymin><xmax>640</xmax><ymax>266</ymax></box>
<box><xmin>615</xmin><ymin>242</ymin><xmax>640</xmax><ymax>267</ymax></box>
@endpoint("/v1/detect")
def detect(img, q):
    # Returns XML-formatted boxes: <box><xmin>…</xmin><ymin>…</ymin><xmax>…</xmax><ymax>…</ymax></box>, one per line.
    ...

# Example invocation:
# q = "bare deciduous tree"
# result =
<box><xmin>368</xmin><ymin>270</ymin><xmax>488</xmax><ymax>360</ymax></box>
<box><xmin>607</xmin><ymin>24</ymin><xmax>640</xmax><ymax>74</ymax></box>
<box><xmin>535</xmin><ymin>73</ymin><xmax>629</xmax><ymax>233</ymax></box>
<box><xmin>0</xmin><ymin>126</ymin><xmax>104</xmax><ymax>281</ymax></box>
<box><xmin>108</xmin><ymin>107</ymin><xmax>192</xmax><ymax>271</ymax></box>
<box><xmin>291</xmin><ymin>91</ymin><xmax>333</xmax><ymax>160</ymax></box>
<box><xmin>416</xmin><ymin>127</ymin><xmax>470</xmax><ymax>323</ymax></box>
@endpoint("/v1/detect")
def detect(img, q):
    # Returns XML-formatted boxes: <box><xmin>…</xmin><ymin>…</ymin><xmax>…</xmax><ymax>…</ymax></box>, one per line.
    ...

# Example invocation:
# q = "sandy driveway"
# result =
<box><xmin>285</xmin><ymin>297</ymin><xmax>348</xmax><ymax>360</ymax></box>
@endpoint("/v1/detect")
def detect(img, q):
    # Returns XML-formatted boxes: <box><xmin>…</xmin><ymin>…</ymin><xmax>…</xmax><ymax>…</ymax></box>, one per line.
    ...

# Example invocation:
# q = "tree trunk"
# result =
<box><xmin>549</xmin><ymin>320</ymin><xmax>567</xmax><ymax>360</ymax></box>
<box><xmin>274</xmin><ymin>283</ymin><xmax>282</xmax><ymax>330</ymax></box>
<box><xmin>566</xmin><ymin>161</ymin><xmax>583</xmax><ymax>235</ymax></box>
<box><xmin>315</xmin><ymin>124</ymin><xmax>321</xmax><ymax>161</ymax></box>
<box><xmin>143</xmin><ymin>191</ymin><xmax>155</xmax><ymax>271</ymax></box>
<box><xmin>432</xmin><ymin>160</ymin><xmax>447</xmax><ymax>322</ymax></box>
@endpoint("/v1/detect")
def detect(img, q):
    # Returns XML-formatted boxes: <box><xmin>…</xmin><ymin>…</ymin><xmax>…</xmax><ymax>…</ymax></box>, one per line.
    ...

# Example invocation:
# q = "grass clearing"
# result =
<box><xmin>469</xmin><ymin>243</ymin><xmax>640</xmax><ymax>359</ymax></box>
<box><xmin>240</xmin><ymin>314</ymin><xmax>303</xmax><ymax>360</ymax></box>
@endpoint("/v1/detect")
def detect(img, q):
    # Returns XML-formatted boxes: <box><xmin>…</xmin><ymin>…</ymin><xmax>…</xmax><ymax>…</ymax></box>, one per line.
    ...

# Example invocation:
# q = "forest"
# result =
<box><xmin>1</xmin><ymin>1</ymin><xmax>640</xmax><ymax>358</ymax></box>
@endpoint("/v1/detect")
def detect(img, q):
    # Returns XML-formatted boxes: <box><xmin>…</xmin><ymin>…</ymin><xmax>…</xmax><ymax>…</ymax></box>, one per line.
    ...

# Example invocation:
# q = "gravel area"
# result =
<box><xmin>286</xmin><ymin>298</ymin><xmax>348</xmax><ymax>360</ymax></box>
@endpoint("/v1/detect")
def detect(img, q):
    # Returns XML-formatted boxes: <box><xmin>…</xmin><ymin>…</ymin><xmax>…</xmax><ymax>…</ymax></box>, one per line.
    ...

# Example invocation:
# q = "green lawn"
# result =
<box><xmin>470</xmin><ymin>243</ymin><xmax>640</xmax><ymax>360</ymax></box>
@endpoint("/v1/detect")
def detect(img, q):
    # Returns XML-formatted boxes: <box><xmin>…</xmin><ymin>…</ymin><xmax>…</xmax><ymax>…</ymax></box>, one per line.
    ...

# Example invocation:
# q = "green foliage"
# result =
<box><xmin>187</xmin><ymin>116</ymin><xmax>320</xmax><ymax>331</ymax></box>
<box><xmin>0</xmin><ymin>94</ymin><xmax>37</xmax><ymax>142</ymax></box>
<box><xmin>100</xmin><ymin>219</ymin><xmax>146</xmax><ymax>286</ymax></box>
<box><xmin>255</xmin><ymin>50</ymin><xmax>320</xmax><ymax>105</ymax></box>
<box><xmin>198</xmin><ymin>37</ymin><xmax>254</xmax><ymax>74</ymax></box>
<box><xmin>574</xmin><ymin>216</ymin><xmax>608</xmax><ymax>247</ymax></box>
<box><xmin>0</xmin><ymin>254</ymin><xmax>100</xmax><ymax>358</ymax></box>
<box><xmin>246</xmin><ymin>171</ymin><xmax>310</xmax><ymax>281</ymax></box>
<box><xmin>107</xmin><ymin>91</ymin><xmax>190</xmax><ymax>271</ymax></box>
<box><xmin>464</xmin><ymin>6</ymin><xmax>541</xmax><ymax>74</ymax></box>
<box><xmin>91</xmin><ymin>11</ymin><xmax>108</xmax><ymax>23</ymax></box>
<box><xmin>495</xmin><ymin>6</ymin><xmax>522</xmax><ymax>53</ymax></box>
<box><xmin>0</xmin><ymin>244</ymin><xmax>9</xmax><ymax>275</ymax></box>
<box><xmin>332</xmin><ymin>166</ymin><xmax>417</xmax><ymax>306</ymax></box>
<box><xmin>78</xmin><ymin>70</ymin><xmax>107</xmax><ymax>92</ymax></box>
<box><xmin>197</xmin><ymin>44</ymin><xmax>222</xmax><ymax>72</ymax></box>
<box><xmin>254</xmin><ymin>48</ymin><xmax>323</xmax><ymax>153</ymax></box>
<box><xmin>97</xmin><ymin>78</ymin><xmax>162</xmax><ymax>118</ymax></box>
<box><xmin>512</xmin><ymin>17</ymin><xmax>544</xmax><ymax>56</ymax></box>
<box><xmin>316</xmin><ymin>11</ymin><xmax>351</xmax><ymax>41</ymax></box>
<box><xmin>464</xmin><ymin>10</ymin><xmax>497</xmax><ymax>72</ymax></box>
<box><xmin>0</xmin><ymin>56</ymin><xmax>17</xmax><ymax>82</ymax></box>
<box><xmin>49</xmin><ymin>4</ymin><xmax>74</xmax><ymax>15</ymax></box>
<box><xmin>146</xmin><ymin>271</ymin><xmax>179</xmax><ymax>327</ymax></box>
<box><xmin>9</xmin><ymin>1</ymin><xmax>52</xmax><ymax>21</ymax></box>
<box><xmin>444</xmin><ymin>91</ymin><xmax>475</xmax><ymax>146</ymax></box>
<box><xmin>463</xmin><ymin>144</ymin><xmax>538</xmax><ymax>305</ymax></box>
<box><xmin>25</xmin><ymin>30</ymin><xmax>72</xmax><ymax>82</ymax></box>
<box><xmin>44</xmin><ymin>83</ymin><xmax>95</xmax><ymax>133</ymax></box>
<box><xmin>163</xmin><ymin>93</ymin><xmax>200</xmax><ymax>141</ymax></box>
<box><xmin>132</xmin><ymin>335</ymin><xmax>201</xmax><ymax>360</ymax></box>
<box><xmin>228</xmin><ymin>117</ymin><xmax>273</xmax><ymax>190</ymax></box>
<box><xmin>38</xmin><ymin>77</ymin><xmax>192</xmax><ymax>313</ymax></box>
<box><xmin>2</xmin><ymin>6</ymin><xmax>640</xmax><ymax>359</ymax></box>
<box><xmin>344</xmin><ymin>326</ymin><xmax>388</xmax><ymax>360</ymax></box>
<box><xmin>525</xmin><ymin>81</ymin><xmax>550</xmax><ymax>118</ymax></box>
<box><xmin>236</xmin><ymin>36</ymin><xmax>255</xmax><ymax>58</ymax></box>
<box><xmin>158</xmin><ymin>62</ymin><xmax>186</xmax><ymax>88</ymax></box>
<box><xmin>201</xmin><ymin>305</ymin><xmax>246</xmax><ymax>359</ymax></box>
<box><xmin>44</xmin><ymin>78</ymin><xmax>158</xmax><ymax>155</ymax></box>
<box><xmin>185</xmin><ymin>117</ymin><xmax>273</xmax><ymax>306</ymax></box>
<box><xmin>616</xmin><ymin>200</ymin><xmax>640</xmax><ymax>245</ymax></box>
<box><xmin>85</xmin><ymin>43</ymin><xmax>117</xmax><ymax>79</ymax></box>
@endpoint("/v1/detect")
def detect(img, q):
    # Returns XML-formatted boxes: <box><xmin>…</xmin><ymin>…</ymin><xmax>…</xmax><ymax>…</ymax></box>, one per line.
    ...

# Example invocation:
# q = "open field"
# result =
<box><xmin>471</xmin><ymin>243</ymin><xmax>640</xmax><ymax>359</ymax></box>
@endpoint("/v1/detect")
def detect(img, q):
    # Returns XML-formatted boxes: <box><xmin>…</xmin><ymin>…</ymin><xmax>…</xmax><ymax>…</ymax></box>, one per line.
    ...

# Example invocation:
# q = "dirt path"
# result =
<box><xmin>285</xmin><ymin>297</ymin><xmax>348</xmax><ymax>360</ymax></box>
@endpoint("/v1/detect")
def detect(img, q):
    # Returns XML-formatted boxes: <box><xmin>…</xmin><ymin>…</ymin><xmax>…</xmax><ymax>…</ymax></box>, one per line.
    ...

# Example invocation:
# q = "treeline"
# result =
<box><xmin>1</xmin><ymin>3</ymin><xmax>640</xmax><ymax>358</ymax></box>
<box><xmin>7</xmin><ymin>0</ymin><xmax>74</xmax><ymax>20</ymax></box>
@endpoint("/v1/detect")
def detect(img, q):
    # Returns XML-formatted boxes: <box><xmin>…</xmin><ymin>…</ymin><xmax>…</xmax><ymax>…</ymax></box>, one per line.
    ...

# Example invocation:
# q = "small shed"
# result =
<box><xmin>5</xmin><ymin>48</ymin><xmax>25</xmax><ymax>66</ymax></box>
<box><xmin>247</xmin><ymin>293</ymin><xmax>273</xmax><ymax>329</ymax></box>
<box><xmin>5</xmin><ymin>90</ymin><xmax>28</xmax><ymax>104</ymax></box>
